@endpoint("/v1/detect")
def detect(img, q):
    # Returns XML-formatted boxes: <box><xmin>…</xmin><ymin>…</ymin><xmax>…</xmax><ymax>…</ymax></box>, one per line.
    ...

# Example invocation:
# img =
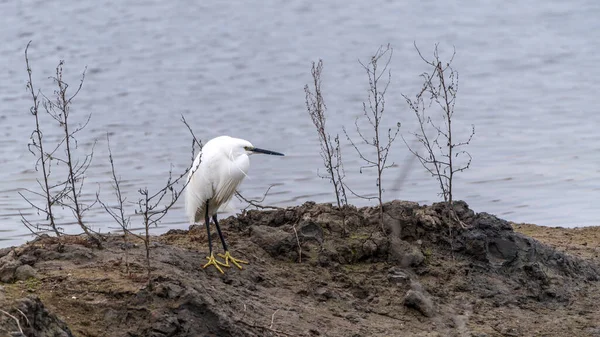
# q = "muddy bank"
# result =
<box><xmin>1</xmin><ymin>200</ymin><xmax>599</xmax><ymax>337</ymax></box>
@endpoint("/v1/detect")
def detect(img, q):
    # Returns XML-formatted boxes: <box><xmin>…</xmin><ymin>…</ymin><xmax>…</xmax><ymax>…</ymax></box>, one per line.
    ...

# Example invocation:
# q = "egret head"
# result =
<box><xmin>222</xmin><ymin>137</ymin><xmax>285</xmax><ymax>158</ymax></box>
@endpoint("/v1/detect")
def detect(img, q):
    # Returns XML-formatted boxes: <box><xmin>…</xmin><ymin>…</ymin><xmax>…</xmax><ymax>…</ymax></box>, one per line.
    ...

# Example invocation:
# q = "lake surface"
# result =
<box><xmin>1</xmin><ymin>0</ymin><xmax>599</xmax><ymax>248</ymax></box>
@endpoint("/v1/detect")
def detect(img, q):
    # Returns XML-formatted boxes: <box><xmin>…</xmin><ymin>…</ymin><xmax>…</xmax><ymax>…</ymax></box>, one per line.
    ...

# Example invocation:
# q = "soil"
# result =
<box><xmin>1</xmin><ymin>200</ymin><xmax>599</xmax><ymax>337</ymax></box>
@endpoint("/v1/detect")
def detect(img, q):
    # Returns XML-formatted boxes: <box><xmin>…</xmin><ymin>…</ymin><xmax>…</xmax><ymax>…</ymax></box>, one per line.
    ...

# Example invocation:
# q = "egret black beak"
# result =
<box><xmin>251</xmin><ymin>147</ymin><xmax>284</xmax><ymax>156</ymax></box>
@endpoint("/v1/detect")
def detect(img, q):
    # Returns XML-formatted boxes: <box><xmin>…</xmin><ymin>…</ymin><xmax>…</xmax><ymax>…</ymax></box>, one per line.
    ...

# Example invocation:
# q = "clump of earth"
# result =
<box><xmin>1</xmin><ymin>200</ymin><xmax>599</xmax><ymax>336</ymax></box>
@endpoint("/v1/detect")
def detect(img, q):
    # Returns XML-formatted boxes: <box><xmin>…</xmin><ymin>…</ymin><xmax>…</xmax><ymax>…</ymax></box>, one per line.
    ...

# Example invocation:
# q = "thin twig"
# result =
<box><xmin>292</xmin><ymin>225</ymin><xmax>302</xmax><ymax>263</ymax></box>
<box><xmin>22</xmin><ymin>41</ymin><xmax>60</xmax><ymax>236</ymax></box>
<box><xmin>344</xmin><ymin>44</ymin><xmax>400</xmax><ymax>231</ymax></box>
<box><xmin>269</xmin><ymin>309</ymin><xmax>280</xmax><ymax>329</ymax></box>
<box><xmin>16</xmin><ymin>309</ymin><xmax>30</xmax><ymax>328</ymax></box>
<box><xmin>403</xmin><ymin>43</ymin><xmax>474</xmax><ymax>228</ymax></box>
<box><xmin>305</xmin><ymin>60</ymin><xmax>348</xmax><ymax>210</ymax></box>
<box><xmin>235</xmin><ymin>186</ymin><xmax>282</xmax><ymax>210</ymax></box>
<box><xmin>0</xmin><ymin>309</ymin><xmax>24</xmax><ymax>334</ymax></box>
<box><xmin>131</xmin><ymin>118</ymin><xmax>201</xmax><ymax>287</ymax></box>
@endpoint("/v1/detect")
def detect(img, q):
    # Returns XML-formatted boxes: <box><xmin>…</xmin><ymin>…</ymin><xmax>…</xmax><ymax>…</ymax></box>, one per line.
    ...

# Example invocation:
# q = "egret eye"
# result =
<box><xmin>244</xmin><ymin>146</ymin><xmax>250</xmax><ymax>151</ymax></box>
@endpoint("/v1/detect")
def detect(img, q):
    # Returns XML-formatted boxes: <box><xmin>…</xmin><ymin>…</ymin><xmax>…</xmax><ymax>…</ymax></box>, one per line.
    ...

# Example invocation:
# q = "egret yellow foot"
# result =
<box><xmin>218</xmin><ymin>251</ymin><xmax>248</xmax><ymax>270</ymax></box>
<box><xmin>202</xmin><ymin>252</ymin><xmax>229</xmax><ymax>274</ymax></box>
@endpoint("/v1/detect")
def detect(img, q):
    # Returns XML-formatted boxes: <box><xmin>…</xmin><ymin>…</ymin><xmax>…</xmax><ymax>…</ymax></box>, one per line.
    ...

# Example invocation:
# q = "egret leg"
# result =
<box><xmin>214</xmin><ymin>214</ymin><xmax>248</xmax><ymax>270</ymax></box>
<box><xmin>202</xmin><ymin>200</ymin><xmax>228</xmax><ymax>273</ymax></box>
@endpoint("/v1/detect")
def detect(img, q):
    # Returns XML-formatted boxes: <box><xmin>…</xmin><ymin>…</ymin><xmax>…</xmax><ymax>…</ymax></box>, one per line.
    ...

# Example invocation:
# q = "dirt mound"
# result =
<box><xmin>233</xmin><ymin>200</ymin><xmax>600</xmax><ymax>303</ymax></box>
<box><xmin>1</xmin><ymin>201</ymin><xmax>599</xmax><ymax>336</ymax></box>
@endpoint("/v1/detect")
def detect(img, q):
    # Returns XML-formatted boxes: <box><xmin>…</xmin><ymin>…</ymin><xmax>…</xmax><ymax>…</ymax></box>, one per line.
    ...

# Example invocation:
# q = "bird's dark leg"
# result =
<box><xmin>202</xmin><ymin>199</ymin><xmax>228</xmax><ymax>273</ymax></box>
<box><xmin>213</xmin><ymin>214</ymin><xmax>228</xmax><ymax>252</ymax></box>
<box><xmin>214</xmin><ymin>214</ymin><xmax>248</xmax><ymax>270</ymax></box>
<box><xmin>205</xmin><ymin>200</ymin><xmax>213</xmax><ymax>253</ymax></box>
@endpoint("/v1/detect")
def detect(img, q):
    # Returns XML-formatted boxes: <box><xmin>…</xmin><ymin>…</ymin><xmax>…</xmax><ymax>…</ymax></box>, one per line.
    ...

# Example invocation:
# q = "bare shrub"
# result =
<box><xmin>402</xmin><ymin>43</ymin><xmax>475</xmax><ymax>227</ymax></box>
<box><xmin>47</xmin><ymin>58</ymin><xmax>99</xmax><ymax>244</ymax></box>
<box><xmin>344</xmin><ymin>44</ymin><xmax>401</xmax><ymax>231</ymax></box>
<box><xmin>20</xmin><ymin>41</ymin><xmax>100</xmax><ymax>246</ymax></box>
<box><xmin>305</xmin><ymin>60</ymin><xmax>348</xmax><ymax>211</ymax></box>
<box><xmin>98</xmin><ymin>115</ymin><xmax>200</xmax><ymax>287</ymax></box>
<box><xmin>96</xmin><ymin>134</ymin><xmax>131</xmax><ymax>273</ymax></box>
<box><xmin>134</xmin><ymin>165</ymin><xmax>190</xmax><ymax>287</ymax></box>
<box><xmin>133</xmin><ymin>116</ymin><xmax>200</xmax><ymax>287</ymax></box>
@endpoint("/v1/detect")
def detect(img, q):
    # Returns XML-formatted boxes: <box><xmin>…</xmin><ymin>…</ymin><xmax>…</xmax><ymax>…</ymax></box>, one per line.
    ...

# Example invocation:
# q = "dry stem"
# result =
<box><xmin>344</xmin><ymin>44</ymin><xmax>400</xmax><ymax>231</ymax></box>
<box><xmin>403</xmin><ymin>43</ymin><xmax>475</xmax><ymax>227</ymax></box>
<box><xmin>305</xmin><ymin>60</ymin><xmax>347</xmax><ymax>210</ymax></box>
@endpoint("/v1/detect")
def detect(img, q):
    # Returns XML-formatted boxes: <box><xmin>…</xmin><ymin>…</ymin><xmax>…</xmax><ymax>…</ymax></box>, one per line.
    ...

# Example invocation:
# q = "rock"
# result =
<box><xmin>315</xmin><ymin>212</ymin><xmax>345</xmax><ymax>233</ymax></box>
<box><xmin>403</xmin><ymin>290</ymin><xmax>434</xmax><ymax>317</ymax></box>
<box><xmin>7</xmin><ymin>296</ymin><xmax>74</xmax><ymax>337</ymax></box>
<box><xmin>309</xmin><ymin>328</ymin><xmax>321</xmax><ymax>335</ymax></box>
<box><xmin>152</xmin><ymin>314</ymin><xmax>179</xmax><ymax>336</ymax></box>
<box><xmin>164</xmin><ymin>229</ymin><xmax>187</xmax><ymax>236</ymax></box>
<box><xmin>154</xmin><ymin>282</ymin><xmax>184</xmax><ymax>299</ymax></box>
<box><xmin>315</xmin><ymin>286</ymin><xmax>338</xmax><ymax>301</ymax></box>
<box><xmin>251</xmin><ymin>221</ymin><xmax>324</xmax><ymax>261</ymax></box>
<box><xmin>234</xmin><ymin>207</ymin><xmax>295</xmax><ymax>229</ymax></box>
<box><xmin>473</xmin><ymin>212</ymin><xmax>512</xmax><ymax>231</ymax></box>
<box><xmin>451</xmin><ymin>200</ymin><xmax>476</xmax><ymax>223</ymax></box>
<box><xmin>0</xmin><ymin>255</ymin><xmax>22</xmax><ymax>283</ymax></box>
<box><xmin>388</xmin><ymin>237</ymin><xmax>424</xmax><ymax>268</ymax></box>
<box><xmin>345</xmin><ymin>313</ymin><xmax>360</xmax><ymax>323</ymax></box>
<box><xmin>0</xmin><ymin>247</ymin><xmax>13</xmax><ymax>259</ymax></box>
<box><xmin>362</xmin><ymin>231</ymin><xmax>389</xmax><ymax>259</ymax></box>
<box><xmin>18</xmin><ymin>254</ymin><xmax>37</xmax><ymax>265</ymax></box>
<box><xmin>15</xmin><ymin>265</ymin><xmax>37</xmax><ymax>281</ymax></box>
<box><xmin>250</xmin><ymin>225</ymin><xmax>295</xmax><ymax>259</ymax></box>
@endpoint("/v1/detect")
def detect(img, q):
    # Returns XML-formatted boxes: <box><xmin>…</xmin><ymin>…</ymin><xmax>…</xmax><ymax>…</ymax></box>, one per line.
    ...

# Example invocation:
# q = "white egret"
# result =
<box><xmin>185</xmin><ymin>136</ymin><xmax>284</xmax><ymax>273</ymax></box>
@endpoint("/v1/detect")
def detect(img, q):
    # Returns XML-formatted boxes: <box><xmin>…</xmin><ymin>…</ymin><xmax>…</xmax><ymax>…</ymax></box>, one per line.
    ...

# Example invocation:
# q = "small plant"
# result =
<box><xmin>48</xmin><ymin>59</ymin><xmax>99</xmax><ymax>244</ymax></box>
<box><xmin>403</xmin><ymin>43</ymin><xmax>474</xmax><ymax>227</ymax></box>
<box><xmin>422</xmin><ymin>247</ymin><xmax>433</xmax><ymax>265</ymax></box>
<box><xmin>20</xmin><ymin>41</ymin><xmax>60</xmax><ymax>236</ymax></box>
<box><xmin>134</xmin><ymin>165</ymin><xmax>189</xmax><ymax>287</ymax></box>
<box><xmin>97</xmin><ymin>134</ymin><xmax>131</xmax><ymax>273</ymax></box>
<box><xmin>344</xmin><ymin>45</ymin><xmax>400</xmax><ymax>231</ymax></box>
<box><xmin>24</xmin><ymin>277</ymin><xmax>42</xmax><ymax>292</ymax></box>
<box><xmin>98</xmin><ymin>115</ymin><xmax>200</xmax><ymax>287</ymax></box>
<box><xmin>305</xmin><ymin>60</ymin><xmax>347</xmax><ymax>211</ymax></box>
<box><xmin>20</xmin><ymin>41</ymin><xmax>100</xmax><ymax>246</ymax></box>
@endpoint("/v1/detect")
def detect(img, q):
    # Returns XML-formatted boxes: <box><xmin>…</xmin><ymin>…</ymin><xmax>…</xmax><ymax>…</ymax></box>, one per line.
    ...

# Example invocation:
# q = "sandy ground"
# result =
<box><xmin>1</xmin><ymin>201</ymin><xmax>599</xmax><ymax>337</ymax></box>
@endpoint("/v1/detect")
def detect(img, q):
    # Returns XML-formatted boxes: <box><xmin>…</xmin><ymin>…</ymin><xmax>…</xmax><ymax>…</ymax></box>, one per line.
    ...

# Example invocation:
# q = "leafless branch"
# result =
<box><xmin>0</xmin><ymin>309</ymin><xmax>24</xmax><ymax>335</ymax></box>
<box><xmin>292</xmin><ymin>224</ymin><xmax>302</xmax><ymax>263</ymax></box>
<box><xmin>127</xmin><ymin>118</ymin><xmax>200</xmax><ymax>288</ymax></box>
<box><xmin>269</xmin><ymin>309</ymin><xmax>280</xmax><ymax>330</ymax></box>
<box><xmin>305</xmin><ymin>60</ymin><xmax>348</xmax><ymax>211</ymax></box>
<box><xmin>344</xmin><ymin>44</ymin><xmax>400</xmax><ymax>231</ymax></box>
<box><xmin>235</xmin><ymin>185</ymin><xmax>282</xmax><ymax>210</ymax></box>
<box><xmin>44</xmin><ymin>58</ymin><xmax>100</xmax><ymax>246</ymax></box>
<box><xmin>97</xmin><ymin>133</ymin><xmax>132</xmax><ymax>273</ymax></box>
<box><xmin>21</xmin><ymin>41</ymin><xmax>60</xmax><ymax>236</ymax></box>
<box><xmin>403</xmin><ymin>43</ymin><xmax>475</xmax><ymax>228</ymax></box>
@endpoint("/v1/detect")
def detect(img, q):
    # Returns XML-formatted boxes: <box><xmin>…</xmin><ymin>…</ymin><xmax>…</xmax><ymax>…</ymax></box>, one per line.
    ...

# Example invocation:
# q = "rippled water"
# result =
<box><xmin>1</xmin><ymin>0</ymin><xmax>599</xmax><ymax>248</ymax></box>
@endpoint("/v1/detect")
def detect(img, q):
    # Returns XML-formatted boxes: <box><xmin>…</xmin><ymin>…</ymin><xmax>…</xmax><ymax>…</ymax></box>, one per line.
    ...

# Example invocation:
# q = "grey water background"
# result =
<box><xmin>1</xmin><ymin>0</ymin><xmax>599</xmax><ymax>248</ymax></box>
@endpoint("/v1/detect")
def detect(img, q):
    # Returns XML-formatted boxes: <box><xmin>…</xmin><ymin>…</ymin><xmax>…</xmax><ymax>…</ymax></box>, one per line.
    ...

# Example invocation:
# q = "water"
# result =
<box><xmin>1</xmin><ymin>0</ymin><xmax>599</xmax><ymax>248</ymax></box>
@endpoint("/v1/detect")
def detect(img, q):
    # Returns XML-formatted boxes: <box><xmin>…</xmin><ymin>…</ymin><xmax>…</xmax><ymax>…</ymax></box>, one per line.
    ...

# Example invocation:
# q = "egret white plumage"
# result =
<box><xmin>185</xmin><ymin>136</ymin><xmax>284</xmax><ymax>273</ymax></box>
